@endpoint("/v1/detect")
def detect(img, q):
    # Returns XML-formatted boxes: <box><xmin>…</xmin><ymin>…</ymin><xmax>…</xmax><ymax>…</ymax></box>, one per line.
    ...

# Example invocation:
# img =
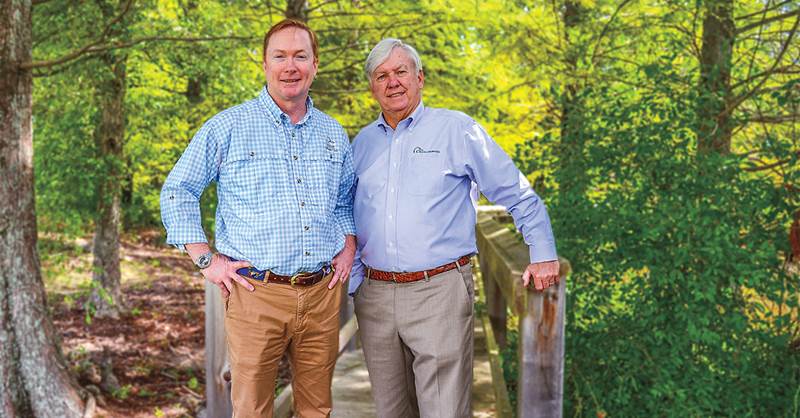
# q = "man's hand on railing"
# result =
<box><xmin>522</xmin><ymin>260</ymin><xmax>561</xmax><ymax>291</ymax></box>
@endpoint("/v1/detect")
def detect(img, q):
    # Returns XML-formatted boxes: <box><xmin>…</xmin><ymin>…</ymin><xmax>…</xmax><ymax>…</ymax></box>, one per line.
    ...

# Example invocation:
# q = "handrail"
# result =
<box><xmin>476</xmin><ymin>207</ymin><xmax>570</xmax><ymax>418</ymax></box>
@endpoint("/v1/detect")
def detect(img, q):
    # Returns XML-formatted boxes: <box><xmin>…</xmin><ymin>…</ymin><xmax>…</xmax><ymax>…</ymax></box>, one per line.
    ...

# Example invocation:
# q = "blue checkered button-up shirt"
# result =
<box><xmin>160</xmin><ymin>88</ymin><xmax>356</xmax><ymax>275</ymax></box>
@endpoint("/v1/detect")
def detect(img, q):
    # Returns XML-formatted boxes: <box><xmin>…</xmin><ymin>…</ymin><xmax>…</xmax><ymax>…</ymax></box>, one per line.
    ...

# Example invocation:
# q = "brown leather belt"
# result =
<box><xmin>237</xmin><ymin>266</ymin><xmax>329</xmax><ymax>286</ymax></box>
<box><xmin>367</xmin><ymin>255</ymin><xmax>472</xmax><ymax>283</ymax></box>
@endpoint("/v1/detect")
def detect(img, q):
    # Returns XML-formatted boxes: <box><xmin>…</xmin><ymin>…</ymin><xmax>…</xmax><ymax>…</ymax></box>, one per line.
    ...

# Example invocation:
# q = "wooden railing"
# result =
<box><xmin>204</xmin><ymin>285</ymin><xmax>358</xmax><ymax>418</ymax></box>
<box><xmin>475</xmin><ymin>207</ymin><xmax>570</xmax><ymax>418</ymax></box>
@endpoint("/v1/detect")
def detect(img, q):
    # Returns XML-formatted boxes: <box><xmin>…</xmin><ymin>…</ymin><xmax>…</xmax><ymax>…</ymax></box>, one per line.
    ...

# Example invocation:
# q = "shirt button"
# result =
<box><xmin>393</xmin><ymin>163</ymin><xmax>397</xmax><ymax>168</ymax></box>
<box><xmin>304</xmin><ymin>226</ymin><xmax>310</xmax><ymax>231</ymax></box>
<box><xmin>304</xmin><ymin>251</ymin><xmax>311</xmax><ymax>256</ymax></box>
<box><xmin>388</xmin><ymin>215</ymin><xmax>393</xmax><ymax>219</ymax></box>
<box><xmin>293</xmin><ymin>155</ymin><xmax>298</xmax><ymax>160</ymax></box>
<box><xmin>297</xmin><ymin>178</ymin><xmax>302</xmax><ymax>183</ymax></box>
<box><xmin>292</xmin><ymin>132</ymin><xmax>296</xmax><ymax>138</ymax></box>
<box><xmin>300</xmin><ymin>201</ymin><xmax>305</xmax><ymax>207</ymax></box>
<box><xmin>390</xmin><ymin>188</ymin><xmax>395</xmax><ymax>193</ymax></box>
<box><xmin>250</xmin><ymin>151</ymin><xmax>255</xmax><ymax>157</ymax></box>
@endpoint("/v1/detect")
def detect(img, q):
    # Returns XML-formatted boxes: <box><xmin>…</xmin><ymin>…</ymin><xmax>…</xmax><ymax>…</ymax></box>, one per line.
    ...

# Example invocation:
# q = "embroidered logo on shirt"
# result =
<box><xmin>412</xmin><ymin>146</ymin><xmax>440</xmax><ymax>154</ymax></box>
<box><xmin>326</xmin><ymin>138</ymin><xmax>337</xmax><ymax>152</ymax></box>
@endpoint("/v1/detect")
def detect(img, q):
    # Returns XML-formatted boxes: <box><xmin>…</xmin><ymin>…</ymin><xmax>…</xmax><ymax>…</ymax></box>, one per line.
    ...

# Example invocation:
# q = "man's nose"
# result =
<box><xmin>387</xmin><ymin>74</ymin><xmax>400</xmax><ymax>87</ymax></box>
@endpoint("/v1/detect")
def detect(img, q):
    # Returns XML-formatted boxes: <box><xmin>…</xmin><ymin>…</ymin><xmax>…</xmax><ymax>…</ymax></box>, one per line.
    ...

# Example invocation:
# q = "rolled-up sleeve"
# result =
<box><xmin>462</xmin><ymin>121</ymin><xmax>557</xmax><ymax>263</ymax></box>
<box><xmin>160</xmin><ymin>121</ymin><xmax>221</xmax><ymax>248</ymax></box>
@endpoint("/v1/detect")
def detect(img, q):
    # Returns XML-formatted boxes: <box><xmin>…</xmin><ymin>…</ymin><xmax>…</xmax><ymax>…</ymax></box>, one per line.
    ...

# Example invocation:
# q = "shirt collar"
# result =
<box><xmin>258</xmin><ymin>86</ymin><xmax>315</xmax><ymax>126</ymax></box>
<box><xmin>376</xmin><ymin>101</ymin><xmax>425</xmax><ymax>133</ymax></box>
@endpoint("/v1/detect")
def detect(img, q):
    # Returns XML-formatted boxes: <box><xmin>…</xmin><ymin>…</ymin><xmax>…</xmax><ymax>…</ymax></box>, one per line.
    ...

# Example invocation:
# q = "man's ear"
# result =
<box><xmin>418</xmin><ymin>69</ymin><xmax>425</xmax><ymax>89</ymax></box>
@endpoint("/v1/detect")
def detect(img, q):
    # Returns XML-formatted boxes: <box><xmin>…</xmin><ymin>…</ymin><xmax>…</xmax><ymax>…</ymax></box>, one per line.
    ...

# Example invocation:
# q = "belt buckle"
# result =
<box><xmin>391</xmin><ymin>272</ymin><xmax>397</xmax><ymax>283</ymax></box>
<box><xmin>290</xmin><ymin>272</ymin><xmax>303</xmax><ymax>286</ymax></box>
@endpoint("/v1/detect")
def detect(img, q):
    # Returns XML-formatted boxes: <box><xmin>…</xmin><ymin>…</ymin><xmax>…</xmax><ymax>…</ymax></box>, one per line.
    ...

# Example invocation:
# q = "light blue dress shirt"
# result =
<box><xmin>160</xmin><ymin>88</ymin><xmax>356</xmax><ymax>275</ymax></box>
<box><xmin>348</xmin><ymin>102</ymin><xmax>556</xmax><ymax>294</ymax></box>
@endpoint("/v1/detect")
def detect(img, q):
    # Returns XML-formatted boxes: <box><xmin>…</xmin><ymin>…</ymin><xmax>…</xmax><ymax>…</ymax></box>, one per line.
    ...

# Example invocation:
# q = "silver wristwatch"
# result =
<box><xmin>195</xmin><ymin>252</ymin><xmax>214</xmax><ymax>270</ymax></box>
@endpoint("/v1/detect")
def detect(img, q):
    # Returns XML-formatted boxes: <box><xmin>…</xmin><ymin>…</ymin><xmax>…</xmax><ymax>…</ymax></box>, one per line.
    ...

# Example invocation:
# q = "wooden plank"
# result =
<box><xmin>204</xmin><ymin>282</ymin><xmax>232</xmax><ymax>418</ymax></box>
<box><xmin>517</xmin><ymin>263</ymin><xmax>570</xmax><ymax>418</ymax></box>
<box><xmin>274</xmin><ymin>386</ymin><xmax>294</xmax><ymax>418</ymax></box>
<box><xmin>475</xmin><ymin>268</ymin><xmax>514</xmax><ymax>418</ymax></box>
<box><xmin>338</xmin><ymin>315</ymin><xmax>358</xmax><ymax>355</ymax></box>
<box><xmin>483</xmin><ymin>270</ymin><xmax>508</xmax><ymax>349</ymax></box>
<box><xmin>339</xmin><ymin>289</ymin><xmax>357</xmax><ymax>352</ymax></box>
<box><xmin>476</xmin><ymin>210</ymin><xmax>530</xmax><ymax>316</ymax></box>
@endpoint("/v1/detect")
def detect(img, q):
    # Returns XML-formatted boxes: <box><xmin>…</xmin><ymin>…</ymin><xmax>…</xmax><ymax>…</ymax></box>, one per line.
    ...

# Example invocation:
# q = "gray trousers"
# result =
<box><xmin>353</xmin><ymin>263</ymin><xmax>475</xmax><ymax>418</ymax></box>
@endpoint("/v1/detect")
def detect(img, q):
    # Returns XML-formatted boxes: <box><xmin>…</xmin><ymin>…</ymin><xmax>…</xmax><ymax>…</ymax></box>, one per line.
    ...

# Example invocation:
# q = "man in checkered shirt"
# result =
<box><xmin>160</xmin><ymin>19</ymin><xmax>355</xmax><ymax>417</ymax></box>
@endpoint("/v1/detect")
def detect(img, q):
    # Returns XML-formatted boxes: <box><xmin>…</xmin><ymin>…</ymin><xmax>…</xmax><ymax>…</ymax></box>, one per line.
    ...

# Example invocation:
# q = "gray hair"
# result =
<box><xmin>364</xmin><ymin>38</ymin><xmax>423</xmax><ymax>81</ymax></box>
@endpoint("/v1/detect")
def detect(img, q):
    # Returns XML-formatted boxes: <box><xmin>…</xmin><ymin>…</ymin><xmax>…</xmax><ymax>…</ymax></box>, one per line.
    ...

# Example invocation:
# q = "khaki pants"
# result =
<box><xmin>354</xmin><ymin>264</ymin><xmax>475</xmax><ymax>418</ymax></box>
<box><xmin>224</xmin><ymin>272</ymin><xmax>342</xmax><ymax>418</ymax></box>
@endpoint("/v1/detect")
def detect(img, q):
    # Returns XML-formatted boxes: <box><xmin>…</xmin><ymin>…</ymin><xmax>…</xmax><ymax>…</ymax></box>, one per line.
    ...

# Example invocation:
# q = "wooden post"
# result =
<box><xmin>517</xmin><ymin>264</ymin><xmax>568</xmax><ymax>418</ymax></box>
<box><xmin>484</xmin><ymin>272</ymin><xmax>508</xmax><ymax>349</ymax></box>
<box><xmin>205</xmin><ymin>282</ymin><xmax>232</xmax><ymax>418</ymax></box>
<box><xmin>475</xmin><ymin>207</ymin><xmax>569</xmax><ymax>418</ymax></box>
<box><xmin>339</xmin><ymin>288</ymin><xmax>357</xmax><ymax>352</ymax></box>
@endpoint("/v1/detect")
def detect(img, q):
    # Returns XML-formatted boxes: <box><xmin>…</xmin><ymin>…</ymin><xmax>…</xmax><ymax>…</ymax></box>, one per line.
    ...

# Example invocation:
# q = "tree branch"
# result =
<box><xmin>589</xmin><ymin>0</ymin><xmax>635</xmax><ymax>66</ymax></box>
<box><xmin>742</xmin><ymin>113</ymin><xmax>800</xmax><ymax>124</ymax></box>
<box><xmin>727</xmin><ymin>14</ymin><xmax>799</xmax><ymax>113</ymax></box>
<box><xmin>737</xmin><ymin>8</ymin><xmax>800</xmax><ymax>35</ymax></box>
<box><xmin>21</xmin><ymin>35</ymin><xmax>255</xmax><ymax>69</ymax></box>
<box><xmin>732</xmin><ymin>65</ymin><xmax>800</xmax><ymax>89</ymax></box>
<box><xmin>736</xmin><ymin>0</ymin><xmax>794</xmax><ymax>21</ymax></box>
<box><xmin>743</xmin><ymin>154</ymin><xmax>797</xmax><ymax>172</ymax></box>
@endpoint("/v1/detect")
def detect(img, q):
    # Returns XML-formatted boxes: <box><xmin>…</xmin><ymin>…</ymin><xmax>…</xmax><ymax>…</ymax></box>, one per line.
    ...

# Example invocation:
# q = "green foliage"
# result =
<box><xmin>514</xmin><ymin>65</ymin><xmax>799</xmax><ymax>415</ymax></box>
<box><xmin>500</xmin><ymin>327</ymin><xmax>520</xmax><ymax>412</ymax></box>
<box><xmin>112</xmin><ymin>384</ymin><xmax>133</xmax><ymax>400</ymax></box>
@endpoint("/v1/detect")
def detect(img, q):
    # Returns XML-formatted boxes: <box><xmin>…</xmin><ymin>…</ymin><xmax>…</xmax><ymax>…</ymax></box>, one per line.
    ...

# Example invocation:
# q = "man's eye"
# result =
<box><xmin>397</xmin><ymin>70</ymin><xmax>408</xmax><ymax>76</ymax></box>
<box><xmin>273</xmin><ymin>55</ymin><xmax>286</xmax><ymax>61</ymax></box>
<box><xmin>376</xmin><ymin>74</ymin><xmax>387</xmax><ymax>82</ymax></box>
<box><xmin>297</xmin><ymin>55</ymin><xmax>308</xmax><ymax>60</ymax></box>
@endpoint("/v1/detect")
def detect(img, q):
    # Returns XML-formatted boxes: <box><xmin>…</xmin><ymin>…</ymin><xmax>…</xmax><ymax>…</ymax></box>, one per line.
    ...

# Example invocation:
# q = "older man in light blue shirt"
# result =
<box><xmin>350</xmin><ymin>38</ymin><xmax>560</xmax><ymax>418</ymax></box>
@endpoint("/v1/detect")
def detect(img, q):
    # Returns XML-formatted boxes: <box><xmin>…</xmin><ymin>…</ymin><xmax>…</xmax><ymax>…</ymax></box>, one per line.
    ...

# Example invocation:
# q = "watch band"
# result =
<box><xmin>195</xmin><ymin>251</ymin><xmax>214</xmax><ymax>270</ymax></box>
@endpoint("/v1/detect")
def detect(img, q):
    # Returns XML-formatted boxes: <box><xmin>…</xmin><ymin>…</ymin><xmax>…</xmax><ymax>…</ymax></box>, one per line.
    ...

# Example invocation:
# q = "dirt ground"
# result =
<box><xmin>46</xmin><ymin>235</ymin><xmax>289</xmax><ymax>418</ymax></box>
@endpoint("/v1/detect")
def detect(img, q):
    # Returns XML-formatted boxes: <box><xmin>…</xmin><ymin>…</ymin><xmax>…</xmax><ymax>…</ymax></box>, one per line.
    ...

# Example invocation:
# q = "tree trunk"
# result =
<box><xmin>557</xmin><ymin>0</ymin><xmax>589</xmax><ymax>198</ymax></box>
<box><xmin>0</xmin><ymin>2</ymin><xmax>87</xmax><ymax>416</ymax></box>
<box><xmin>285</xmin><ymin>0</ymin><xmax>309</xmax><ymax>21</ymax></box>
<box><xmin>90</xmin><ymin>0</ymin><xmax>129</xmax><ymax>319</ymax></box>
<box><xmin>91</xmin><ymin>50</ymin><xmax>128</xmax><ymax>319</ymax></box>
<box><xmin>696</xmin><ymin>0</ymin><xmax>734</xmax><ymax>154</ymax></box>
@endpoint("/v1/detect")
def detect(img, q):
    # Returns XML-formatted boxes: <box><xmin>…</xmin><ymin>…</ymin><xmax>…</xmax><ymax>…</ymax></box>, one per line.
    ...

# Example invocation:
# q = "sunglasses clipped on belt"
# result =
<box><xmin>232</xmin><ymin>258</ymin><xmax>330</xmax><ymax>286</ymax></box>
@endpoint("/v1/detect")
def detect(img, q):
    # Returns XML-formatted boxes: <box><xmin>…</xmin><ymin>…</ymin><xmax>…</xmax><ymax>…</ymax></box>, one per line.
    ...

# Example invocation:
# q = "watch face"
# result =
<box><xmin>197</xmin><ymin>253</ymin><xmax>213</xmax><ymax>269</ymax></box>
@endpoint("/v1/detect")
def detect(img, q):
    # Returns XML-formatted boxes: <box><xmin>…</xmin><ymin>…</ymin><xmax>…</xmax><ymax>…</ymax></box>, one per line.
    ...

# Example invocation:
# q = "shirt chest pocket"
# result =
<box><xmin>304</xmin><ymin>148</ymin><xmax>344</xmax><ymax>206</ymax></box>
<box><xmin>404</xmin><ymin>152</ymin><xmax>444</xmax><ymax>196</ymax></box>
<box><xmin>220</xmin><ymin>151</ymin><xmax>287</xmax><ymax>215</ymax></box>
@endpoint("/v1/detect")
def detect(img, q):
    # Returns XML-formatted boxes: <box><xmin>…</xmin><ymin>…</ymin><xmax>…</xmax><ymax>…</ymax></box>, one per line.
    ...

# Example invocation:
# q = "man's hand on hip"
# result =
<box><xmin>522</xmin><ymin>260</ymin><xmax>560</xmax><ymax>291</ymax></box>
<box><xmin>329</xmin><ymin>235</ymin><xmax>356</xmax><ymax>289</ymax></box>
<box><xmin>202</xmin><ymin>254</ymin><xmax>255</xmax><ymax>297</ymax></box>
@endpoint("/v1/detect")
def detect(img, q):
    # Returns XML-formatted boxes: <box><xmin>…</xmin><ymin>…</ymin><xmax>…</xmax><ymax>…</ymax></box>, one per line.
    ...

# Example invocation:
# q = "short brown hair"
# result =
<box><xmin>263</xmin><ymin>19</ymin><xmax>319</xmax><ymax>63</ymax></box>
